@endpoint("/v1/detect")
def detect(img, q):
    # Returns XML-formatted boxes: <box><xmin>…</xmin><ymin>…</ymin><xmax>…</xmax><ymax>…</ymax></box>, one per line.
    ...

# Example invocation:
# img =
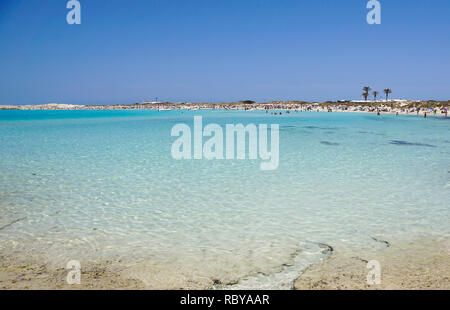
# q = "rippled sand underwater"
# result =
<box><xmin>0</xmin><ymin>110</ymin><xmax>449</xmax><ymax>289</ymax></box>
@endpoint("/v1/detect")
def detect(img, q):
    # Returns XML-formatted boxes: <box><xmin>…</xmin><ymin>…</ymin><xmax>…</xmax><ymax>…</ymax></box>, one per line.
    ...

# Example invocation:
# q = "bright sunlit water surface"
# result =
<box><xmin>0</xmin><ymin>110</ymin><xmax>449</xmax><ymax>288</ymax></box>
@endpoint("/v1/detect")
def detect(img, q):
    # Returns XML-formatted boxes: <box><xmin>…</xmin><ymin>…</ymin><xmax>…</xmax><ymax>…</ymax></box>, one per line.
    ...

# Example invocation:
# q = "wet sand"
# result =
<box><xmin>0</xmin><ymin>255</ymin><xmax>146</xmax><ymax>290</ymax></box>
<box><xmin>0</xmin><ymin>254</ymin><xmax>217</xmax><ymax>290</ymax></box>
<box><xmin>1</xmin><ymin>236</ymin><xmax>448</xmax><ymax>290</ymax></box>
<box><xmin>294</xmin><ymin>237</ymin><xmax>450</xmax><ymax>290</ymax></box>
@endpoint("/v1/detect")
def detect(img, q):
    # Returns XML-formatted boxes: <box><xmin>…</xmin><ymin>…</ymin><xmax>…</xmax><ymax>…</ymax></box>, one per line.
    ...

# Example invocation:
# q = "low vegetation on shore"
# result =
<box><xmin>1</xmin><ymin>100</ymin><xmax>449</xmax><ymax>117</ymax></box>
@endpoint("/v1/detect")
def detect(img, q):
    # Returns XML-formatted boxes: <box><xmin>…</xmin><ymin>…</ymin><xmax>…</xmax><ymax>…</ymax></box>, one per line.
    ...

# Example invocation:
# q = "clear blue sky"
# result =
<box><xmin>0</xmin><ymin>0</ymin><xmax>449</xmax><ymax>105</ymax></box>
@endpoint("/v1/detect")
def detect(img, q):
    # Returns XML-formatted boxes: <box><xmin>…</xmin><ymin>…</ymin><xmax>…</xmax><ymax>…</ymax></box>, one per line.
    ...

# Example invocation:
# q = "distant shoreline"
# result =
<box><xmin>1</xmin><ymin>101</ymin><xmax>449</xmax><ymax>118</ymax></box>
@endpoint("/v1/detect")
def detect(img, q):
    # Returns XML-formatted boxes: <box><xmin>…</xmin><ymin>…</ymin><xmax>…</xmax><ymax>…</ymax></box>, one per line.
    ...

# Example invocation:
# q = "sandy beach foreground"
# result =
<box><xmin>1</xmin><ymin>236</ymin><xmax>448</xmax><ymax>290</ymax></box>
<box><xmin>294</xmin><ymin>236</ymin><xmax>450</xmax><ymax>290</ymax></box>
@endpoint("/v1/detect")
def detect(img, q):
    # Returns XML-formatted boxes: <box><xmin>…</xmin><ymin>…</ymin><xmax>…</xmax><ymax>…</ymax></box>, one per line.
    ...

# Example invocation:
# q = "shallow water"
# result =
<box><xmin>0</xmin><ymin>110</ymin><xmax>449</xmax><ymax>288</ymax></box>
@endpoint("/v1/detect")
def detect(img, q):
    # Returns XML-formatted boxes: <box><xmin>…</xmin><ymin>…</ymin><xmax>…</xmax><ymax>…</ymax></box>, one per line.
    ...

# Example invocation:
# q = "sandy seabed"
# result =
<box><xmin>294</xmin><ymin>236</ymin><xmax>450</xmax><ymax>290</ymax></box>
<box><xmin>0</xmin><ymin>236</ymin><xmax>449</xmax><ymax>290</ymax></box>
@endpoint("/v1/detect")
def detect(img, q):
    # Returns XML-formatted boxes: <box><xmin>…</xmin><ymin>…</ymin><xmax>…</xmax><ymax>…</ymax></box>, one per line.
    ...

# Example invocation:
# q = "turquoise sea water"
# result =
<box><xmin>0</xmin><ymin>110</ymin><xmax>449</xmax><ymax>288</ymax></box>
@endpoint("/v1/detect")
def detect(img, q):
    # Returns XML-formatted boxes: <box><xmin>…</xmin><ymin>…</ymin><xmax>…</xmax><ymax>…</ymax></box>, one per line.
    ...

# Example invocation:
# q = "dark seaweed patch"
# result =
<box><xmin>320</xmin><ymin>141</ymin><xmax>339</xmax><ymax>146</ymax></box>
<box><xmin>390</xmin><ymin>140</ymin><xmax>436</xmax><ymax>148</ymax></box>
<box><xmin>351</xmin><ymin>257</ymin><xmax>369</xmax><ymax>263</ymax></box>
<box><xmin>371</xmin><ymin>237</ymin><xmax>390</xmax><ymax>248</ymax></box>
<box><xmin>0</xmin><ymin>217</ymin><xmax>27</xmax><ymax>231</ymax></box>
<box><xmin>318</xmin><ymin>243</ymin><xmax>334</xmax><ymax>254</ymax></box>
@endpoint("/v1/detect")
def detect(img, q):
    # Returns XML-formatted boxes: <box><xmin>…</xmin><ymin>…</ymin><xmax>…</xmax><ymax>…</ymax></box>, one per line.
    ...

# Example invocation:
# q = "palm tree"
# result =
<box><xmin>384</xmin><ymin>89</ymin><xmax>392</xmax><ymax>101</ymax></box>
<box><xmin>373</xmin><ymin>91</ymin><xmax>379</xmax><ymax>102</ymax></box>
<box><xmin>362</xmin><ymin>86</ymin><xmax>371</xmax><ymax>101</ymax></box>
